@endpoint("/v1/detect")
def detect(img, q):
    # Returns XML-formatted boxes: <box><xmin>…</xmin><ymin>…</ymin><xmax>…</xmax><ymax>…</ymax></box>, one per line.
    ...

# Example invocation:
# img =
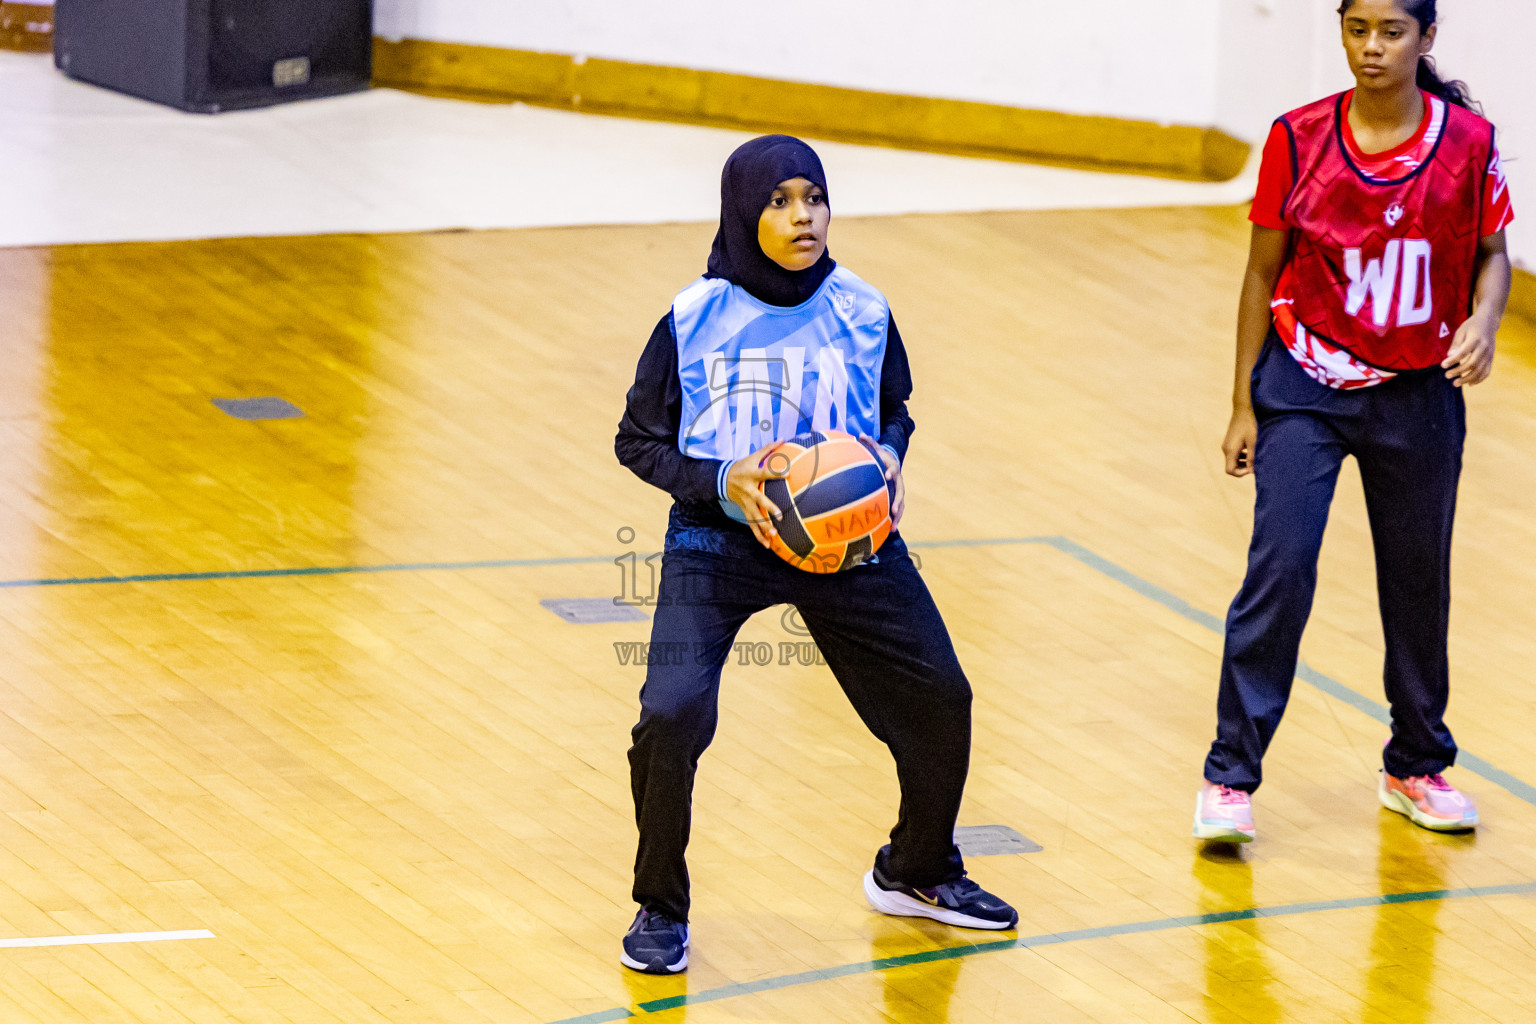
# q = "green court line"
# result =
<box><xmin>546</xmin><ymin>881</ymin><xmax>1536</xmax><ymax>1023</ymax></box>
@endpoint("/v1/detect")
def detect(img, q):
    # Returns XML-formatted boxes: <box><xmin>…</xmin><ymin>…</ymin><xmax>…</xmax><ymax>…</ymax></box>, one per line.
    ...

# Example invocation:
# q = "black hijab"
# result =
<box><xmin>705</xmin><ymin>135</ymin><xmax>835</xmax><ymax>308</ymax></box>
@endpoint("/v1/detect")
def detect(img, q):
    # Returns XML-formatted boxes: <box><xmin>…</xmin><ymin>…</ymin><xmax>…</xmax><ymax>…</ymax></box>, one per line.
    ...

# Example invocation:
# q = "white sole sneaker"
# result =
<box><xmin>861</xmin><ymin>871</ymin><xmax>1015</xmax><ymax>930</ymax></box>
<box><xmin>1378</xmin><ymin>776</ymin><xmax>1477</xmax><ymax>832</ymax></box>
<box><xmin>1192</xmin><ymin>791</ymin><xmax>1255</xmax><ymax>843</ymax></box>
<box><xmin>619</xmin><ymin>926</ymin><xmax>689</xmax><ymax>974</ymax></box>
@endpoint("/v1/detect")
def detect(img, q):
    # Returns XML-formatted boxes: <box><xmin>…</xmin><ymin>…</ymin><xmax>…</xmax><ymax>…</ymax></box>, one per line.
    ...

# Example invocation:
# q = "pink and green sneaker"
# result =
<box><xmin>1379</xmin><ymin>772</ymin><xmax>1478</xmax><ymax>832</ymax></box>
<box><xmin>1193</xmin><ymin>781</ymin><xmax>1255</xmax><ymax>842</ymax></box>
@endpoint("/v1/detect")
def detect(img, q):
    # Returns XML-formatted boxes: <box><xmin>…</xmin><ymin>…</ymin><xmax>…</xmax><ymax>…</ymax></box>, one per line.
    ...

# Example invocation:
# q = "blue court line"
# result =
<box><xmin>1040</xmin><ymin>536</ymin><xmax>1225</xmax><ymax>631</ymax></box>
<box><xmin>0</xmin><ymin>555</ymin><xmax>614</xmax><ymax>589</ymax></box>
<box><xmin>4</xmin><ymin>533</ymin><xmax>1533</xmax><ymax>809</ymax></box>
<box><xmin>5</xmin><ymin>535</ymin><xmax>1534</xmax><ymax>811</ymax></box>
<box><xmin>1033</xmin><ymin>535</ymin><xmax>1536</xmax><ymax>811</ymax></box>
<box><xmin>546</xmin><ymin>880</ymin><xmax>1536</xmax><ymax>1023</ymax></box>
<box><xmin>904</xmin><ymin>536</ymin><xmax>1059</xmax><ymax>551</ymax></box>
<box><xmin>0</xmin><ymin>540</ymin><xmax>1061</xmax><ymax>590</ymax></box>
<box><xmin>6</xmin><ymin>534</ymin><xmax>1536</xmax><ymax>1015</ymax></box>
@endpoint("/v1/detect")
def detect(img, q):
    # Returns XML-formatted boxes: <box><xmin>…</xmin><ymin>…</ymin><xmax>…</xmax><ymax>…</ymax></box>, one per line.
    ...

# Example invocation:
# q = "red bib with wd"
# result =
<box><xmin>1275</xmin><ymin>92</ymin><xmax>1498</xmax><ymax>373</ymax></box>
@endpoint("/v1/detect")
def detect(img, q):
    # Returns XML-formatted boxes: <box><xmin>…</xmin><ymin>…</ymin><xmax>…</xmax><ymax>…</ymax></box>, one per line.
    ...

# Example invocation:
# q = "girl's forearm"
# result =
<box><xmin>1472</xmin><ymin>250</ymin><xmax>1513</xmax><ymax>330</ymax></box>
<box><xmin>1233</xmin><ymin>268</ymin><xmax>1276</xmax><ymax>411</ymax></box>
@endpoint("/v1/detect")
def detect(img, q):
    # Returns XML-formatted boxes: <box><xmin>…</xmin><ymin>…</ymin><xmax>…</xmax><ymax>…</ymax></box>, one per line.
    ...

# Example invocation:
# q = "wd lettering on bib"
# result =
<box><xmin>673</xmin><ymin>266</ymin><xmax>888</xmax><ymax>464</ymax></box>
<box><xmin>1273</xmin><ymin>92</ymin><xmax>1494</xmax><ymax>374</ymax></box>
<box><xmin>1343</xmin><ymin>239</ymin><xmax>1433</xmax><ymax>329</ymax></box>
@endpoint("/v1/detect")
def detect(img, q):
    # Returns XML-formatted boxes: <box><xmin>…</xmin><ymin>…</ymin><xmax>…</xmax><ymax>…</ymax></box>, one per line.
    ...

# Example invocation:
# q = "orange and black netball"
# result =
<box><xmin>759</xmin><ymin>429</ymin><xmax>893</xmax><ymax>573</ymax></box>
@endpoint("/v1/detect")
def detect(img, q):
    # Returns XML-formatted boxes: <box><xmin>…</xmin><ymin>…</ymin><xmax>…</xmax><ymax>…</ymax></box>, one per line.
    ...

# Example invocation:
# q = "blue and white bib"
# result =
<box><xmin>672</xmin><ymin>266</ymin><xmax>889</xmax><ymax>520</ymax></box>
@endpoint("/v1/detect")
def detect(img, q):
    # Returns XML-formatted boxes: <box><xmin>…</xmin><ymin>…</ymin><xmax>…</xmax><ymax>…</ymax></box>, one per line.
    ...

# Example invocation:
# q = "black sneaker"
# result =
<box><xmin>620</xmin><ymin>909</ymin><xmax>690</xmax><ymax>974</ymax></box>
<box><xmin>863</xmin><ymin>859</ymin><xmax>1018</xmax><ymax>930</ymax></box>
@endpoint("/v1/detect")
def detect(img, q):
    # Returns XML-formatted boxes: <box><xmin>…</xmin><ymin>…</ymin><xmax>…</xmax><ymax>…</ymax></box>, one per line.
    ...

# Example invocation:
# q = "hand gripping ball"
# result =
<box><xmin>759</xmin><ymin>429</ymin><xmax>895</xmax><ymax>573</ymax></box>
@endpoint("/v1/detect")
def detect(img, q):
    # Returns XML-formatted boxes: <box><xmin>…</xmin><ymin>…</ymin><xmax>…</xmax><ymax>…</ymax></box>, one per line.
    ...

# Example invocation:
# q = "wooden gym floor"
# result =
<box><xmin>0</xmin><ymin>205</ymin><xmax>1534</xmax><ymax>1022</ymax></box>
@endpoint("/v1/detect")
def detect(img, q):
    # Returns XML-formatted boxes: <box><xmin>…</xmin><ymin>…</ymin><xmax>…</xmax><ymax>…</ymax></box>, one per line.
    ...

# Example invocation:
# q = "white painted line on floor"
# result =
<box><xmin>0</xmin><ymin>929</ymin><xmax>215</xmax><ymax>949</ymax></box>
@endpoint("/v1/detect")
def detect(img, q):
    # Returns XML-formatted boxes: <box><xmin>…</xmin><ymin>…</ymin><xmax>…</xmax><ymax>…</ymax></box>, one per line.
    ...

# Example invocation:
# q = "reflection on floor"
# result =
<box><xmin>0</xmin><ymin>206</ymin><xmax>1534</xmax><ymax>1021</ymax></box>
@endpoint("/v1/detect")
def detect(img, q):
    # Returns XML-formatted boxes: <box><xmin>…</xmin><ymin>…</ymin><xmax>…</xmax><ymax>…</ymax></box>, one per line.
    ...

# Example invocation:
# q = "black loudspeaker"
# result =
<box><xmin>54</xmin><ymin>0</ymin><xmax>371</xmax><ymax>113</ymax></box>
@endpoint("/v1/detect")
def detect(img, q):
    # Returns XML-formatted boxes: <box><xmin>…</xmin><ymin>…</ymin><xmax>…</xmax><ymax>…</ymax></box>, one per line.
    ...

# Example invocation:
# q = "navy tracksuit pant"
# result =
<box><xmin>630</xmin><ymin>505</ymin><xmax>971</xmax><ymax>922</ymax></box>
<box><xmin>1205</xmin><ymin>330</ymin><xmax>1466</xmax><ymax>792</ymax></box>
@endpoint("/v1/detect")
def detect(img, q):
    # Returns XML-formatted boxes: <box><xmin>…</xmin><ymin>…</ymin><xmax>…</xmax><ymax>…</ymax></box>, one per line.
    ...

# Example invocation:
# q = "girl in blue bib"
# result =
<box><xmin>614</xmin><ymin>136</ymin><xmax>1017</xmax><ymax>974</ymax></box>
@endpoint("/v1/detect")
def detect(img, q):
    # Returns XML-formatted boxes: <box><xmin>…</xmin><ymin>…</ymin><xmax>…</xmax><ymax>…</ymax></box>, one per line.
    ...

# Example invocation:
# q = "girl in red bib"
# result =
<box><xmin>1195</xmin><ymin>0</ymin><xmax>1513</xmax><ymax>843</ymax></box>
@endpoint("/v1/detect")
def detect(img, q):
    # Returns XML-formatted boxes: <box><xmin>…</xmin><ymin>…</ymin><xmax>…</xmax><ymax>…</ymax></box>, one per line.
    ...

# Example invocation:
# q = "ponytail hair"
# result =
<box><xmin>1415</xmin><ymin>54</ymin><xmax>1477</xmax><ymax>112</ymax></box>
<box><xmin>1337</xmin><ymin>0</ymin><xmax>1479</xmax><ymax>112</ymax></box>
